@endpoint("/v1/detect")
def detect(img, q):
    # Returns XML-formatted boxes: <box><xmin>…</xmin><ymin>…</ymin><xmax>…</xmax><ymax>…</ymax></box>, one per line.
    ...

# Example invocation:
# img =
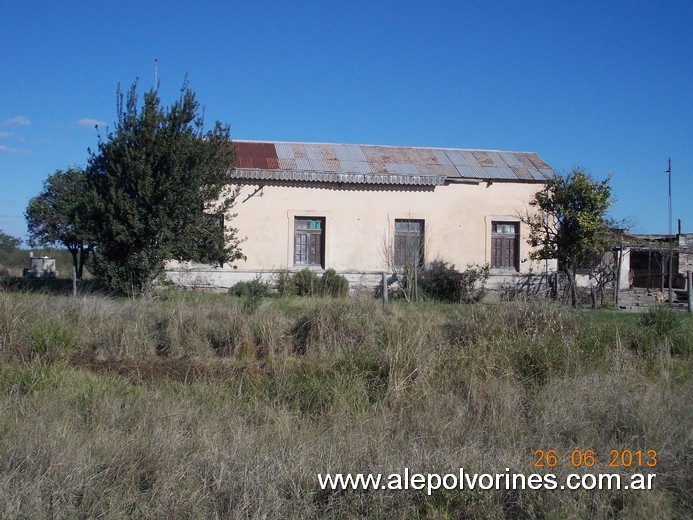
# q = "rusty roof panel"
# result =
<box><xmin>319</xmin><ymin>145</ymin><xmax>338</xmax><ymax>162</ymax></box>
<box><xmin>267</xmin><ymin>157</ymin><xmax>280</xmax><ymax>169</ymax></box>
<box><xmin>515</xmin><ymin>153</ymin><xmax>537</xmax><ymax>169</ymax></box>
<box><xmin>485</xmin><ymin>151</ymin><xmax>507</xmax><ymax>168</ymax></box>
<box><xmin>236</xmin><ymin>156</ymin><xmax>253</xmax><ymax>168</ymax></box>
<box><xmin>431</xmin><ymin>149</ymin><xmax>454</xmax><ymax>166</ymax></box>
<box><xmin>524</xmin><ymin>153</ymin><xmax>551</xmax><ymax>169</ymax></box>
<box><xmin>405</xmin><ymin>151</ymin><xmax>431</xmax><ymax>176</ymax></box>
<box><xmin>387</xmin><ymin>148</ymin><xmax>411</xmax><ymax>164</ymax></box>
<box><xmin>386</xmin><ymin>149</ymin><xmax>409</xmax><ymax>165</ymax></box>
<box><xmin>303</xmin><ymin>144</ymin><xmax>324</xmax><ymax>161</ymax></box>
<box><xmin>417</xmin><ymin>149</ymin><xmax>441</xmax><ymax>165</ymax></box>
<box><xmin>310</xmin><ymin>158</ymin><xmax>340</xmax><ymax>172</ymax></box>
<box><xmin>360</xmin><ymin>146</ymin><xmax>383</xmax><ymax>166</ymax></box>
<box><xmin>291</xmin><ymin>144</ymin><xmax>308</xmax><ymax>160</ymax></box>
<box><xmin>377</xmin><ymin>147</ymin><xmax>400</xmax><ymax>162</ymax></box>
<box><xmin>361</xmin><ymin>145</ymin><xmax>384</xmax><ymax>161</ymax></box>
<box><xmin>370</xmin><ymin>162</ymin><xmax>387</xmax><ymax>174</ymax></box>
<box><xmin>236</xmin><ymin>141</ymin><xmax>276</xmax><ymax>161</ymax></box>
<box><xmin>471</xmin><ymin>150</ymin><xmax>494</xmax><ymax>166</ymax></box>
<box><xmin>278</xmin><ymin>158</ymin><xmax>297</xmax><ymax>170</ymax></box>
<box><xmin>232</xmin><ymin>141</ymin><xmax>554</xmax><ymax>186</ymax></box>
<box><xmin>416</xmin><ymin>149</ymin><xmax>437</xmax><ymax>165</ymax></box>
<box><xmin>405</xmin><ymin>148</ymin><xmax>429</xmax><ymax>167</ymax></box>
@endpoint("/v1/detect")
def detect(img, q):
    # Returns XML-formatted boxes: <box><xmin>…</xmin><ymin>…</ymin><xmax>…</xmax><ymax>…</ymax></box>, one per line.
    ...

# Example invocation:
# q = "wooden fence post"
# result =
<box><xmin>614</xmin><ymin>247</ymin><xmax>622</xmax><ymax>307</ymax></box>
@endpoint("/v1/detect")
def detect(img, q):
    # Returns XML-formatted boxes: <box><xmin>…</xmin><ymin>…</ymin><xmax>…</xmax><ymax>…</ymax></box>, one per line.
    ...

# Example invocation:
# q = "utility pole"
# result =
<box><xmin>666</xmin><ymin>158</ymin><xmax>672</xmax><ymax>235</ymax></box>
<box><xmin>666</xmin><ymin>158</ymin><xmax>673</xmax><ymax>306</ymax></box>
<box><xmin>153</xmin><ymin>58</ymin><xmax>158</xmax><ymax>89</ymax></box>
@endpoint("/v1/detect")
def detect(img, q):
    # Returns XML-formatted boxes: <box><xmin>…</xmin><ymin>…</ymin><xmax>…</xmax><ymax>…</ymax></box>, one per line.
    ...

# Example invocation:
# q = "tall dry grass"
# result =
<box><xmin>0</xmin><ymin>290</ymin><xmax>691</xmax><ymax>518</ymax></box>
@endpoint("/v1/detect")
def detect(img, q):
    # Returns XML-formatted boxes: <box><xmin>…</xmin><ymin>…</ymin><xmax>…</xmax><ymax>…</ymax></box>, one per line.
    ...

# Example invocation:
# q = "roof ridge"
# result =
<box><xmin>233</xmin><ymin>139</ymin><xmax>537</xmax><ymax>155</ymax></box>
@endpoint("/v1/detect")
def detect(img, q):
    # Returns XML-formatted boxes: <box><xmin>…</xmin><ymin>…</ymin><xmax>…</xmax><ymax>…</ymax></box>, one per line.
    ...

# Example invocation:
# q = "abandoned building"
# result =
<box><xmin>610</xmin><ymin>232</ymin><xmax>693</xmax><ymax>308</ymax></box>
<box><xmin>617</xmin><ymin>233</ymin><xmax>693</xmax><ymax>290</ymax></box>
<box><xmin>166</xmin><ymin>140</ymin><xmax>559</xmax><ymax>290</ymax></box>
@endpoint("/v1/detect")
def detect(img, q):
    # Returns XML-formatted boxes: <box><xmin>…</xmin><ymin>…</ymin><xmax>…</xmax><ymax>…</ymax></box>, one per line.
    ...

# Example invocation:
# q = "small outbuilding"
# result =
<box><xmin>23</xmin><ymin>255</ymin><xmax>58</xmax><ymax>278</ymax></box>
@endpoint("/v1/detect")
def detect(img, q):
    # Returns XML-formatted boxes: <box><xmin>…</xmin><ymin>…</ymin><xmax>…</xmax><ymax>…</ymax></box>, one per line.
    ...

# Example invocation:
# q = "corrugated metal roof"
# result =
<box><xmin>233</xmin><ymin>141</ymin><xmax>556</xmax><ymax>186</ymax></box>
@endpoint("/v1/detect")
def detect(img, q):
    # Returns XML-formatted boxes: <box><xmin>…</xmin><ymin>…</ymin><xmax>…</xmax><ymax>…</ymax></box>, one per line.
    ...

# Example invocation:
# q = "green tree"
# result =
<box><xmin>0</xmin><ymin>230</ymin><xmax>25</xmax><ymax>273</ymax></box>
<box><xmin>86</xmin><ymin>80</ymin><xmax>244</xmax><ymax>296</ymax></box>
<box><xmin>526</xmin><ymin>168</ymin><xmax>614</xmax><ymax>307</ymax></box>
<box><xmin>25</xmin><ymin>168</ymin><xmax>95</xmax><ymax>279</ymax></box>
<box><xmin>0</xmin><ymin>230</ymin><xmax>22</xmax><ymax>254</ymax></box>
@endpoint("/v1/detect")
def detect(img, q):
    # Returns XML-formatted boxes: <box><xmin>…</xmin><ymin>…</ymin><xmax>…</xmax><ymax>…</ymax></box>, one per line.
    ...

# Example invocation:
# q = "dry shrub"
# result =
<box><xmin>291</xmin><ymin>297</ymin><xmax>381</xmax><ymax>355</ymax></box>
<box><xmin>250</xmin><ymin>306</ymin><xmax>292</xmax><ymax>357</ymax></box>
<box><xmin>203</xmin><ymin>307</ymin><xmax>254</xmax><ymax>357</ymax></box>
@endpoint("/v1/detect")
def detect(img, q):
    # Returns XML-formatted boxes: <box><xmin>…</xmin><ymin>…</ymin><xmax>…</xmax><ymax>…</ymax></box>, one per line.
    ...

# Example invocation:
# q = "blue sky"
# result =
<box><xmin>1</xmin><ymin>0</ymin><xmax>691</xmax><ymax>240</ymax></box>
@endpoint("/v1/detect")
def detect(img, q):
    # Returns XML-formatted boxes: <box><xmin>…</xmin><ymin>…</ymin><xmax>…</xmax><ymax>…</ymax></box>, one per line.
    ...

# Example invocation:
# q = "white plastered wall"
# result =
<box><xmin>167</xmin><ymin>180</ymin><xmax>556</xmax><ymax>289</ymax></box>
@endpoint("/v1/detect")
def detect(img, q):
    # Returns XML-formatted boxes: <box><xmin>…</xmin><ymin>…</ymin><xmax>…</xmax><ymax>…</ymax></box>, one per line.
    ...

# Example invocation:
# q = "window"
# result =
<box><xmin>394</xmin><ymin>219</ymin><xmax>424</xmax><ymax>268</ymax></box>
<box><xmin>491</xmin><ymin>222</ymin><xmax>519</xmax><ymax>270</ymax></box>
<box><xmin>294</xmin><ymin>217</ymin><xmax>325</xmax><ymax>267</ymax></box>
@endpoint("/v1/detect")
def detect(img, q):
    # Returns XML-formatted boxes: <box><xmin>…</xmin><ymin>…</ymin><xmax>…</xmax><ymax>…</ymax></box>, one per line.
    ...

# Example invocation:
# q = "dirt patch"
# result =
<box><xmin>68</xmin><ymin>351</ymin><xmax>270</xmax><ymax>385</ymax></box>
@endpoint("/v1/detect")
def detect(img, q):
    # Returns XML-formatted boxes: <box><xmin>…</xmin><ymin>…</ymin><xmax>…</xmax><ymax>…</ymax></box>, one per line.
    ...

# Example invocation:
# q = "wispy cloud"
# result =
<box><xmin>0</xmin><ymin>131</ymin><xmax>13</xmax><ymax>139</ymax></box>
<box><xmin>2</xmin><ymin>116</ymin><xmax>31</xmax><ymax>127</ymax></box>
<box><xmin>75</xmin><ymin>118</ymin><xmax>106</xmax><ymax>128</ymax></box>
<box><xmin>0</xmin><ymin>144</ymin><xmax>29</xmax><ymax>154</ymax></box>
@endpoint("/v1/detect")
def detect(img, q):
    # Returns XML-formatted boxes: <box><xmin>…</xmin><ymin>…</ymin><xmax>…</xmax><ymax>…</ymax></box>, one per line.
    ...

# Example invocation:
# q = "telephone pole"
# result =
<box><xmin>665</xmin><ymin>158</ymin><xmax>672</xmax><ymax>235</ymax></box>
<box><xmin>666</xmin><ymin>158</ymin><xmax>673</xmax><ymax>306</ymax></box>
<box><xmin>153</xmin><ymin>58</ymin><xmax>158</xmax><ymax>90</ymax></box>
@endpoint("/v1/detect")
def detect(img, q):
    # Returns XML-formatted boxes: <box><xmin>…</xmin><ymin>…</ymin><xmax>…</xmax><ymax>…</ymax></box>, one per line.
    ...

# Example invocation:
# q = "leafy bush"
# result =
<box><xmin>229</xmin><ymin>277</ymin><xmax>273</xmax><ymax>298</ymax></box>
<box><xmin>274</xmin><ymin>268</ymin><xmax>296</xmax><ymax>297</ymax></box>
<box><xmin>319</xmin><ymin>269</ymin><xmax>349</xmax><ymax>297</ymax></box>
<box><xmin>293</xmin><ymin>269</ymin><xmax>320</xmax><ymax>296</ymax></box>
<box><xmin>232</xmin><ymin>269</ymin><xmax>349</xmax><ymax>299</ymax></box>
<box><xmin>419</xmin><ymin>261</ymin><xmax>489</xmax><ymax>303</ymax></box>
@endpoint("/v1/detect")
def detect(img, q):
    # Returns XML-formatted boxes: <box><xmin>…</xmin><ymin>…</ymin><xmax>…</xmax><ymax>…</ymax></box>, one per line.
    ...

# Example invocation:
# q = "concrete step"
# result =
<box><xmin>617</xmin><ymin>288</ymin><xmax>689</xmax><ymax>312</ymax></box>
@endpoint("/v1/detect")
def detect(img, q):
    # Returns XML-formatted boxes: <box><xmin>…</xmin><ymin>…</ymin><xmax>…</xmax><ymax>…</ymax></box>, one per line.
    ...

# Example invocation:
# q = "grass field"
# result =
<box><xmin>0</xmin><ymin>288</ymin><xmax>691</xmax><ymax>518</ymax></box>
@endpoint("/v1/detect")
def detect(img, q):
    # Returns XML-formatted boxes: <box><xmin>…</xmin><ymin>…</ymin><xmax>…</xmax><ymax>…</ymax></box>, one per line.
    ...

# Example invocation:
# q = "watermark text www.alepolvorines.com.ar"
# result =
<box><xmin>317</xmin><ymin>468</ymin><xmax>656</xmax><ymax>496</ymax></box>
